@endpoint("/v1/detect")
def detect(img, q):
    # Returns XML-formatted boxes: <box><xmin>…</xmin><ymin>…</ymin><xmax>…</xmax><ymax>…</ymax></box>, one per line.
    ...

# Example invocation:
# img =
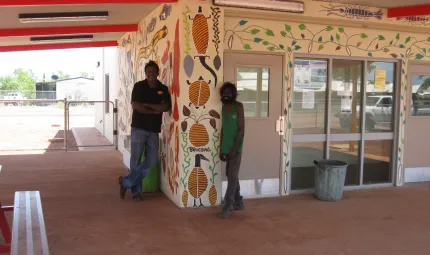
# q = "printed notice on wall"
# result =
<box><xmin>374</xmin><ymin>70</ymin><xmax>386</xmax><ymax>89</ymax></box>
<box><xmin>302</xmin><ymin>90</ymin><xmax>315</xmax><ymax>109</ymax></box>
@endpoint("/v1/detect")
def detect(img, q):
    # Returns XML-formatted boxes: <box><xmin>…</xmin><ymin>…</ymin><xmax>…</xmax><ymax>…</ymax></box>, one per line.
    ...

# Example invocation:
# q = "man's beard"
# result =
<box><xmin>221</xmin><ymin>97</ymin><xmax>233</xmax><ymax>104</ymax></box>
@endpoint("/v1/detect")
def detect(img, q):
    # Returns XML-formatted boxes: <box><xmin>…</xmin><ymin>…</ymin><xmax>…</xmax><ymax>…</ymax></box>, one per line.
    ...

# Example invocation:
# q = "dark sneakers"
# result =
<box><xmin>118</xmin><ymin>177</ymin><xmax>126</xmax><ymax>199</ymax></box>
<box><xmin>219</xmin><ymin>205</ymin><xmax>233</xmax><ymax>219</ymax></box>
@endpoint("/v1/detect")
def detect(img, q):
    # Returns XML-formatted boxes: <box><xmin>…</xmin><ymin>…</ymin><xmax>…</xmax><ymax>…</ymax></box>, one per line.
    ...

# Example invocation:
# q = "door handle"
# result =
<box><xmin>276</xmin><ymin>116</ymin><xmax>285</xmax><ymax>136</ymax></box>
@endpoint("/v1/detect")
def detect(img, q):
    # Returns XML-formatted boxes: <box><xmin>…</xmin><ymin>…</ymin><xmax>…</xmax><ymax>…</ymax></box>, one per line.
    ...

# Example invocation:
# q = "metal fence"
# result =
<box><xmin>0</xmin><ymin>98</ymin><xmax>117</xmax><ymax>152</ymax></box>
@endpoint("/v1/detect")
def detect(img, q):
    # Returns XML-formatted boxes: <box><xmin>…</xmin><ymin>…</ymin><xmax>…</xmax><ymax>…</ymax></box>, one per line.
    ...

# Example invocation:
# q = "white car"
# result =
<box><xmin>3</xmin><ymin>92</ymin><xmax>26</xmax><ymax>106</ymax></box>
<box><xmin>337</xmin><ymin>95</ymin><xmax>392</xmax><ymax>131</ymax></box>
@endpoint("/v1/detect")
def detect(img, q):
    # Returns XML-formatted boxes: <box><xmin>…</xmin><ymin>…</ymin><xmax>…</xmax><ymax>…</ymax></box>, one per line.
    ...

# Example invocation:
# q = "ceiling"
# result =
<box><xmin>315</xmin><ymin>0</ymin><xmax>430</xmax><ymax>8</ymax></box>
<box><xmin>0</xmin><ymin>3</ymin><xmax>159</xmax><ymax>48</ymax></box>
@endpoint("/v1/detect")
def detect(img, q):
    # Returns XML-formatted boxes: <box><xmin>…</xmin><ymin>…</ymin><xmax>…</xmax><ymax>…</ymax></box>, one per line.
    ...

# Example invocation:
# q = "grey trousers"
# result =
<box><xmin>224</xmin><ymin>152</ymin><xmax>242</xmax><ymax>207</ymax></box>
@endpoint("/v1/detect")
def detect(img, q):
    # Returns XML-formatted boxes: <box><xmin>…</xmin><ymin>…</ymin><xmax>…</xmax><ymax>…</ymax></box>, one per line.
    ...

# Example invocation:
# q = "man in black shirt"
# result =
<box><xmin>119</xmin><ymin>61</ymin><xmax>171</xmax><ymax>200</ymax></box>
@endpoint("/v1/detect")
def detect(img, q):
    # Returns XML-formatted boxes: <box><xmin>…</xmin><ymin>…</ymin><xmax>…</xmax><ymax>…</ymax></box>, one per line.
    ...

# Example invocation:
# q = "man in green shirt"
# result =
<box><xmin>219</xmin><ymin>82</ymin><xmax>245</xmax><ymax>219</ymax></box>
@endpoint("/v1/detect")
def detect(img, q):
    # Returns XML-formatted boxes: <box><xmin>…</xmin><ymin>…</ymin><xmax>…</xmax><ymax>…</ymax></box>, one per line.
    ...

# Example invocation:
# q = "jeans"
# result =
<box><xmin>224</xmin><ymin>152</ymin><xmax>242</xmax><ymax>207</ymax></box>
<box><xmin>122</xmin><ymin>128</ymin><xmax>159</xmax><ymax>195</ymax></box>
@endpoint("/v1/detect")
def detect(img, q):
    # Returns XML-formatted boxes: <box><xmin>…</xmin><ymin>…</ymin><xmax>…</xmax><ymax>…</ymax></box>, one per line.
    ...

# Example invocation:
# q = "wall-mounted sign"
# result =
<box><xmin>213</xmin><ymin>0</ymin><xmax>304</xmax><ymax>13</ymax></box>
<box><xmin>375</xmin><ymin>70</ymin><xmax>387</xmax><ymax>89</ymax></box>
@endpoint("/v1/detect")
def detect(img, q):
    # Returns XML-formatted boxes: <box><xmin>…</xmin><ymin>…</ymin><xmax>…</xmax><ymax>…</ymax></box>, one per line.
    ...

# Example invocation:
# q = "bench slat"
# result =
<box><xmin>11</xmin><ymin>191</ymin><xmax>50</xmax><ymax>255</ymax></box>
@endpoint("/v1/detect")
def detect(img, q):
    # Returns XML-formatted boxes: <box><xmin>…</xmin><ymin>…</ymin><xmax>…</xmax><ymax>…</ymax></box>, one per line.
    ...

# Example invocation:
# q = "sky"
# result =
<box><xmin>0</xmin><ymin>47</ymin><xmax>106</xmax><ymax>81</ymax></box>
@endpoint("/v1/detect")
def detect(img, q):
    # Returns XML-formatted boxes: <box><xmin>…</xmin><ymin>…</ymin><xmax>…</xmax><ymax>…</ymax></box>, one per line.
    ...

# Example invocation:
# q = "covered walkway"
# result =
<box><xmin>1</xmin><ymin>151</ymin><xmax>430</xmax><ymax>255</ymax></box>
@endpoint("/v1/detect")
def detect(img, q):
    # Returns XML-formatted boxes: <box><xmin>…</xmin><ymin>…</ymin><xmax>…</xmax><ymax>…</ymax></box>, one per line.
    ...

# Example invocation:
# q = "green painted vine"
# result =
<box><xmin>180</xmin><ymin>132</ymin><xmax>191</xmax><ymax>189</ymax></box>
<box><xmin>225</xmin><ymin>19</ymin><xmax>430</xmax><ymax>189</ymax></box>
<box><xmin>209</xmin><ymin>132</ymin><xmax>220</xmax><ymax>184</ymax></box>
<box><xmin>183</xmin><ymin>6</ymin><xmax>192</xmax><ymax>55</ymax></box>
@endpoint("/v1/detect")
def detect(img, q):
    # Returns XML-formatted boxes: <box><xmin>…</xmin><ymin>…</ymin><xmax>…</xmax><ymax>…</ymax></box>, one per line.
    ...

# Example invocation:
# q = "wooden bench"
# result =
<box><xmin>11</xmin><ymin>191</ymin><xmax>50</xmax><ymax>255</ymax></box>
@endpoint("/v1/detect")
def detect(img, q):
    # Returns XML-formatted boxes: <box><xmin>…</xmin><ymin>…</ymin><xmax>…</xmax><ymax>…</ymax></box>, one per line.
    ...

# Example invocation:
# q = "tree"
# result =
<box><xmin>50</xmin><ymin>70</ymin><xmax>71</xmax><ymax>81</ymax></box>
<box><xmin>0</xmin><ymin>68</ymin><xmax>37</xmax><ymax>96</ymax></box>
<box><xmin>79</xmin><ymin>72</ymin><xmax>94</xmax><ymax>79</ymax></box>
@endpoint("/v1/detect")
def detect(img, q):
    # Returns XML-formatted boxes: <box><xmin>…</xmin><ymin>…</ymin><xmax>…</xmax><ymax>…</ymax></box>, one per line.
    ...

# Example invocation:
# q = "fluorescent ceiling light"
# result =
<box><xmin>213</xmin><ymin>0</ymin><xmax>304</xmax><ymax>13</ymax></box>
<box><xmin>30</xmin><ymin>35</ymin><xmax>94</xmax><ymax>44</ymax></box>
<box><xmin>19</xmin><ymin>12</ymin><xmax>109</xmax><ymax>23</ymax></box>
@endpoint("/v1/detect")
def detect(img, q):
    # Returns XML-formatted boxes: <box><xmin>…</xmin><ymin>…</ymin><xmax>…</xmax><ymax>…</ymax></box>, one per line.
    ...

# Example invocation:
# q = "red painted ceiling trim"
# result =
<box><xmin>0</xmin><ymin>0</ymin><xmax>177</xmax><ymax>6</ymax></box>
<box><xmin>387</xmin><ymin>4</ymin><xmax>430</xmax><ymax>18</ymax></box>
<box><xmin>0</xmin><ymin>40</ymin><xmax>118</xmax><ymax>52</ymax></box>
<box><xmin>0</xmin><ymin>24</ymin><xmax>138</xmax><ymax>37</ymax></box>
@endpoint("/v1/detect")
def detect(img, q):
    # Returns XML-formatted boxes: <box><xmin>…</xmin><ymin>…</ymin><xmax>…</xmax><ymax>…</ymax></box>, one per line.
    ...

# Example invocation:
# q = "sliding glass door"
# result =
<box><xmin>291</xmin><ymin>56</ymin><xmax>397</xmax><ymax>191</ymax></box>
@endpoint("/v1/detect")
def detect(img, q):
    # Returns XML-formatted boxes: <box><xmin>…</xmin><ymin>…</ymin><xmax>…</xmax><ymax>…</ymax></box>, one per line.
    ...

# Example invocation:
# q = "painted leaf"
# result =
<box><xmin>399</xmin><ymin>44</ymin><xmax>405</xmax><ymax>48</ymax></box>
<box><xmin>378</xmin><ymin>35</ymin><xmax>385</xmax><ymax>41</ymax></box>
<box><xmin>405</xmin><ymin>36</ymin><xmax>411</xmax><ymax>43</ymax></box>
<box><xmin>301</xmin><ymin>34</ymin><xmax>305</xmax><ymax>39</ymax></box>
<box><xmin>356</xmin><ymin>42</ymin><xmax>362</xmax><ymax>47</ymax></box>
<box><xmin>288</xmin><ymin>122</ymin><xmax>292</xmax><ymax>129</ymax></box>
<box><xmin>284</xmin><ymin>108</ymin><xmax>288</xmax><ymax>114</ymax></box>
<box><xmin>239</xmin><ymin>20</ymin><xmax>248</xmax><ymax>26</ymax></box>
<box><xmin>389</xmin><ymin>40</ymin><xmax>393</xmax><ymax>45</ymax></box>
<box><xmin>254</xmin><ymin>38</ymin><xmax>263</xmax><ymax>43</ymax></box>
<box><xmin>266</xmin><ymin>29</ymin><xmax>275</xmax><ymax>36</ymax></box>
<box><xmin>288</xmin><ymin>103</ymin><xmax>292</xmax><ymax>108</ymax></box>
<box><xmin>335</xmin><ymin>46</ymin><xmax>341</xmax><ymax>51</ymax></box>
<box><xmin>299</xmin><ymin>24</ymin><xmax>306</xmax><ymax>30</ymax></box>
<box><xmin>294</xmin><ymin>45</ymin><xmax>302</xmax><ymax>51</ymax></box>
<box><xmin>375</xmin><ymin>44</ymin><xmax>379</xmax><ymax>50</ymax></box>
<box><xmin>396</xmin><ymin>33</ymin><xmax>400</xmax><ymax>40</ymax></box>
<box><xmin>338</xmin><ymin>27</ymin><xmax>345</xmax><ymax>33</ymax></box>
<box><xmin>383</xmin><ymin>48</ymin><xmax>390</xmax><ymax>53</ymax></box>
<box><xmin>285</xmin><ymin>24</ymin><xmax>292</xmax><ymax>32</ymax></box>
<box><xmin>368</xmin><ymin>52</ymin><xmax>372</xmax><ymax>57</ymax></box>
<box><xmin>318</xmin><ymin>36</ymin><xmax>323</xmax><ymax>42</ymax></box>
<box><xmin>213</xmin><ymin>55</ymin><xmax>221</xmax><ymax>71</ymax></box>
<box><xmin>400</xmin><ymin>54</ymin><xmax>405</xmax><ymax>58</ymax></box>
<box><xmin>267</xmin><ymin>47</ymin><xmax>275</xmax><ymax>51</ymax></box>
<box><xmin>181</xmin><ymin>121</ymin><xmax>188</xmax><ymax>132</ymax></box>
<box><xmin>292</xmin><ymin>40</ymin><xmax>297</xmax><ymax>46</ymax></box>
<box><xmin>263</xmin><ymin>41</ymin><xmax>269</xmax><ymax>46</ymax></box>
<box><xmin>330</xmin><ymin>35</ymin><xmax>334</xmax><ymax>42</ymax></box>
<box><xmin>361</xmin><ymin>33</ymin><xmax>368</xmax><ymax>39</ymax></box>
<box><xmin>424</xmin><ymin>48</ymin><xmax>428</xmax><ymax>54</ymax></box>
<box><xmin>416</xmin><ymin>54</ymin><xmax>425</xmax><ymax>60</ymax></box>
<box><xmin>210</xmin><ymin>119</ymin><xmax>216</xmax><ymax>129</ymax></box>
<box><xmin>318</xmin><ymin>44</ymin><xmax>324</xmax><ymax>51</ymax></box>
<box><xmin>288</xmin><ymin>61</ymin><xmax>293</xmax><ymax>68</ymax></box>
<box><xmin>183</xmin><ymin>105</ymin><xmax>191</xmax><ymax>116</ymax></box>
<box><xmin>427</xmin><ymin>36</ymin><xmax>430</xmax><ymax>42</ymax></box>
<box><xmin>250</xmin><ymin>29</ymin><xmax>260</xmax><ymax>35</ymax></box>
<box><xmin>284</xmin><ymin>152</ymin><xmax>287</xmax><ymax>156</ymax></box>
<box><xmin>284</xmin><ymin>76</ymin><xmax>289</xmax><ymax>82</ymax></box>
<box><xmin>243</xmin><ymin>44</ymin><xmax>251</xmax><ymax>50</ymax></box>
<box><xmin>280</xmin><ymin>31</ymin><xmax>287</xmax><ymax>37</ymax></box>
<box><xmin>326</xmin><ymin>25</ymin><xmax>334</xmax><ymax>31</ymax></box>
<box><xmin>279</xmin><ymin>44</ymin><xmax>285</xmax><ymax>49</ymax></box>
<box><xmin>336</xmin><ymin>33</ymin><xmax>340</xmax><ymax>41</ymax></box>
<box><xmin>287</xmin><ymin>46</ymin><xmax>292</xmax><ymax>52</ymax></box>
<box><xmin>209</xmin><ymin>109</ymin><xmax>220</xmax><ymax>119</ymax></box>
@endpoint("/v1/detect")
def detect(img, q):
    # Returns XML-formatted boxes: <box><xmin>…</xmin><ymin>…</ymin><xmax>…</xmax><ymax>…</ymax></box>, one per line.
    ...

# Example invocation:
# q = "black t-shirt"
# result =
<box><xmin>131</xmin><ymin>80</ymin><xmax>171</xmax><ymax>133</ymax></box>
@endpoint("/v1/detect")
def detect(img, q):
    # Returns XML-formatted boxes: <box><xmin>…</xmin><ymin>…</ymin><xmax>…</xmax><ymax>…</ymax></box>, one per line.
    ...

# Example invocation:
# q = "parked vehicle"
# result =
<box><xmin>337</xmin><ymin>95</ymin><xmax>392</xmax><ymax>131</ymax></box>
<box><xmin>3</xmin><ymin>92</ymin><xmax>26</xmax><ymax>106</ymax></box>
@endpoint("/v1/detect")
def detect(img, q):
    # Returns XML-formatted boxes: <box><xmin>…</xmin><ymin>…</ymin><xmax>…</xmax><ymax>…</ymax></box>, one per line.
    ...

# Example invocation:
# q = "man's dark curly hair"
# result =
<box><xmin>145</xmin><ymin>60</ymin><xmax>160</xmax><ymax>72</ymax></box>
<box><xmin>220</xmin><ymin>82</ymin><xmax>238</xmax><ymax>100</ymax></box>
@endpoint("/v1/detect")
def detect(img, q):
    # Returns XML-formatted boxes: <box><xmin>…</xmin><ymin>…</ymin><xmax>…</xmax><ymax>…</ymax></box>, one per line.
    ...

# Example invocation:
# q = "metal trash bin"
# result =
<box><xmin>313</xmin><ymin>160</ymin><xmax>348</xmax><ymax>201</ymax></box>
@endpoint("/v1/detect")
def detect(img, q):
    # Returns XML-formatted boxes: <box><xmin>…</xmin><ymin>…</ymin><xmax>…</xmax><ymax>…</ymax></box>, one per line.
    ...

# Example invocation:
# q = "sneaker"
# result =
<box><xmin>234</xmin><ymin>202</ymin><xmax>244</xmax><ymax>211</ymax></box>
<box><xmin>118</xmin><ymin>177</ymin><xmax>126</xmax><ymax>199</ymax></box>
<box><xmin>219</xmin><ymin>206</ymin><xmax>232</xmax><ymax>219</ymax></box>
<box><xmin>132</xmin><ymin>193</ymin><xmax>143</xmax><ymax>201</ymax></box>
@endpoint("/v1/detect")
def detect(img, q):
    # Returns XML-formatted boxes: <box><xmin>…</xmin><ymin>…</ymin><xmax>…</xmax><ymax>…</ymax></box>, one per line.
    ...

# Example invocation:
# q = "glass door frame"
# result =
<box><xmin>291</xmin><ymin>53</ymin><xmax>401</xmax><ymax>191</ymax></box>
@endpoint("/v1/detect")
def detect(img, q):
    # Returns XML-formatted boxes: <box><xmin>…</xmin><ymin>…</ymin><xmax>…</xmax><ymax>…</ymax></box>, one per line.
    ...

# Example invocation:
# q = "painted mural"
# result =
<box><xmin>225</xmin><ymin>15</ymin><xmax>430</xmax><ymax>193</ymax></box>
<box><xmin>178</xmin><ymin>4</ymin><xmax>223</xmax><ymax>208</ymax></box>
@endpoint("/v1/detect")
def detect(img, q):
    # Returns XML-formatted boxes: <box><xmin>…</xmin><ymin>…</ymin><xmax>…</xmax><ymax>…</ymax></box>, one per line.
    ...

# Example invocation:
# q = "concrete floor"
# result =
<box><xmin>1</xmin><ymin>151</ymin><xmax>430</xmax><ymax>255</ymax></box>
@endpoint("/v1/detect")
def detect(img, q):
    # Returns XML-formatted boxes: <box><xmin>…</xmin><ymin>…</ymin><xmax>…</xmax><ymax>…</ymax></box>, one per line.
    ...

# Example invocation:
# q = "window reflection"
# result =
<box><xmin>236</xmin><ymin>67</ymin><xmax>269</xmax><ymax>118</ymax></box>
<box><xmin>411</xmin><ymin>75</ymin><xmax>430</xmax><ymax>116</ymax></box>
<box><xmin>363</xmin><ymin>140</ymin><xmax>392</xmax><ymax>184</ymax></box>
<box><xmin>365</xmin><ymin>62</ymin><xmax>395</xmax><ymax>132</ymax></box>
<box><xmin>292</xmin><ymin>59</ymin><xmax>327</xmax><ymax>135</ymax></box>
<box><xmin>291</xmin><ymin>142</ymin><xmax>325</xmax><ymax>190</ymax></box>
<box><xmin>329</xmin><ymin>141</ymin><xmax>360</xmax><ymax>186</ymax></box>
<box><xmin>331</xmin><ymin>60</ymin><xmax>362</xmax><ymax>134</ymax></box>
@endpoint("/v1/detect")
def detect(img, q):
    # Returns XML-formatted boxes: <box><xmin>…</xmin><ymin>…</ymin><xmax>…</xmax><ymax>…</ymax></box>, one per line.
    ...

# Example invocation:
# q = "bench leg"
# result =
<box><xmin>0</xmin><ymin>201</ymin><xmax>12</xmax><ymax>254</ymax></box>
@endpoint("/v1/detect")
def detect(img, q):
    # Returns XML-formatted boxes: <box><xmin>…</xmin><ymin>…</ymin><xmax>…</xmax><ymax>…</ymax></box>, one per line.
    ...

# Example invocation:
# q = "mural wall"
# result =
<box><xmin>117</xmin><ymin>0</ymin><xmax>223</xmax><ymax>208</ymax></box>
<box><xmin>178</xmin><ymin>1</ymin><xmax>224</xmax><ymax>208</ymax></box>
<box><xmin>224</xmin><ymin>15</ymin><xmax>430</xmax><ymax>194</ymax></box>
<box><xmin>117</xmin><ymin>3</ymin><xmax>181</xmax><ymax>204</ymax></box>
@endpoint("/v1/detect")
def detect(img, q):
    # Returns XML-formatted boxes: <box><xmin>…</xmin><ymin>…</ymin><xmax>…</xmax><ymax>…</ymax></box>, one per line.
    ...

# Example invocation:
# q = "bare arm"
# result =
<box><xmin>132</xmin><ymin>101</ymin><xmax>160</xmax><ymax>114</ymax></box>
<box><xmin>230</xmin><ymin>103</ymin><xmax>245</xmax><ymax>153</ymax></box>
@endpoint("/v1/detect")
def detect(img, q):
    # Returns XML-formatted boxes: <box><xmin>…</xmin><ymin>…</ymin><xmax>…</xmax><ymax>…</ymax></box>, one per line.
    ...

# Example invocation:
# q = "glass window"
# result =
<box><xmin>236</xmin><ymin>67</ymin><xmax>269</xmax><ymax>117</ymax></box>
<box><xmin>291</xmin><ymin>142</ymin><xmax>325</xmax><ymax>190</ymax></box>
<box><xmin>292</xmin><ymin>59</ymin><xmax>327</xmax><ymax>135</ymax></box>
<box><xmin>365</xmin><ymin>62</ymin><xmax>395</xmax><ymax>132</ymax></box>
<box><xmin>331</xmin><ymin>60</ymin><xmax>362</xmax><ymax>134</ymax></box>
<box><xmin>363</xmin><ymin>140</ymin><xmax>392</xmax><ymax>184</ymax></box>
<box><xmin>329</xmin><ymin>141</ymin><xmax>360</xmax><ymax>186</ymax></box>
<box><xmin>411</xmin><ymin>74</ymin><xmax>430</xmax><ymax>116</ymax></box>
